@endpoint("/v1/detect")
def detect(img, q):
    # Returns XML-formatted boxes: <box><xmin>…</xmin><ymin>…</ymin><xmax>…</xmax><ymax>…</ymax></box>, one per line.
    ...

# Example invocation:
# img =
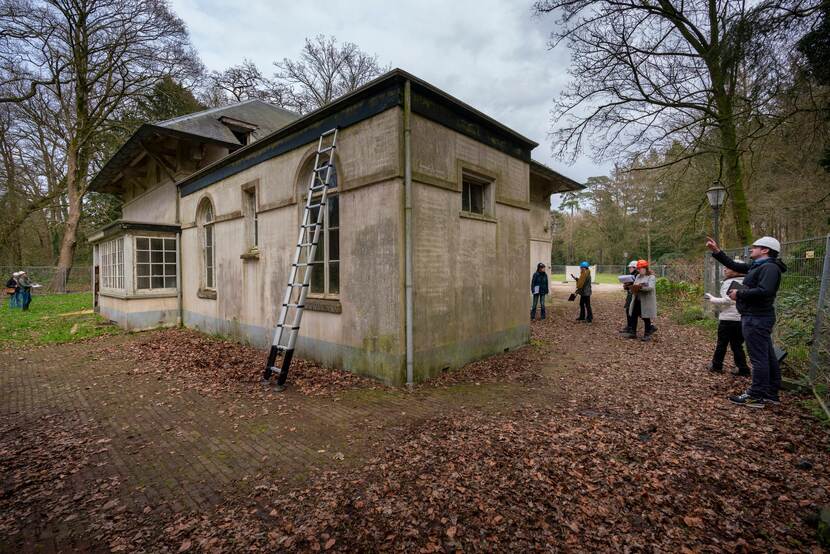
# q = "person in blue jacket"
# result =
<box><xmin>706</xmin><ymin>236</ymin><xmax>787</xmax><ymax>408</ymax></box>
<box><xmin>530</xmin><ymin>262</ymin><xmax>549</xmax><ymax>321</ymax></box>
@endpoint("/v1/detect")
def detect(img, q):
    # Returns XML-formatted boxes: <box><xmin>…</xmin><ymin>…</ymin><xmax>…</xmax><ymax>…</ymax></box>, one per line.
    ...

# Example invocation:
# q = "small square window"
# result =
<box><xmin>462</xmin><ymin>173</ymin><xmax>491</xmax><ymax>215</ymax></box>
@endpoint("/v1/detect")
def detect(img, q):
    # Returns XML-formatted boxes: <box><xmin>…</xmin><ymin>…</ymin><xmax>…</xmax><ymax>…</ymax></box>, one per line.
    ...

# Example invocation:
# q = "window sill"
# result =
<box><xmin>459</xmin><ymin>211</ymin><xmax>497</xmax><ymax>224</ymax></box>
<box><xmin>197</xmin><ymin>288</ymin><xmax>217</xmax><ymax>300</ymax></box>
<box><xmin>305</xmin><ymin>297</ymin><xmax>342</xmax><ymax>314</ymax></box>
<box><xmin>240</xmin><ymin>248</ymin><xmax>260</xmax><ymax>261</ymax></box>
<box><xmin>99</xmin><ymin>290</ymin><xmax>177</xmax><ymax>300</ymax></box>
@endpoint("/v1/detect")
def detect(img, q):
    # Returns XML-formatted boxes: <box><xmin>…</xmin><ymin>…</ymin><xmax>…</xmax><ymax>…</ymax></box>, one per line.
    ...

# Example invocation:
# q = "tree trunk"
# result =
<box><xmin>50</xmin><ymin>146</ymin><xmax>84</xmax><ymax>292</ymax></box>
<box><xmin>720</xmin><ymin>122</ymin><xmax>753</xmax><ymax>245</ymax></box>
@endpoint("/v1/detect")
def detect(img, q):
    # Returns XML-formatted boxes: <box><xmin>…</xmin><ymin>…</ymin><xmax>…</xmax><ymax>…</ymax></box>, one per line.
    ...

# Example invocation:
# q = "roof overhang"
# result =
<box><xmin>530</xmin><ymin>160</ymin><xmax>584</xmax><ymax>196</ymax></box>
<box><xmin>88</xmin><ymin>220</ymin><xmax>181</xmax><ymax>244</ymax></box>
<box><xmin>89</xmin><ymin>124</ymin><xmax>240</xmax><ymax>194</ymax></box>
<box><xmin>177</xmin><ymin>68</ymin><xmax>540</xmax><ymax>197</ymax></box>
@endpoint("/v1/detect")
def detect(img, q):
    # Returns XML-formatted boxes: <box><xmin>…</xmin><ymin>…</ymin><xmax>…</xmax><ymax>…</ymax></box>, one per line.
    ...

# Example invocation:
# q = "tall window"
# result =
<box><xmin>243</xmin><ymin>185</ymin><xmax>258</xmax><ymax>249</ymax></box>
<box><xmin>100</xmin><ymin>237</ymin><xmax>124</xmax><ymax>289</ymax></box>
<box><xmin>302</xmin><ymin>158</ymin><xmax>339</xmax><ymax>296</ymax></box>
<box><xmin>199</xmin><ymin>199</ymin><xmax>216</xmax><ymax>290</ymax></box>
<box><xmin>135</xmin><ymin>236</ymin><xmax>177</xmax><ymax>290</ymax></box>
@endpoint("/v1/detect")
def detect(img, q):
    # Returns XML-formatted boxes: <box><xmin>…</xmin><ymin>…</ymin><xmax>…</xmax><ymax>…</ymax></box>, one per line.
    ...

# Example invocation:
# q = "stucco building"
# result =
<box><xmin>88</xmin><ymin>69</ymin><xmax>581</xmax><ymax>385</ymax></box>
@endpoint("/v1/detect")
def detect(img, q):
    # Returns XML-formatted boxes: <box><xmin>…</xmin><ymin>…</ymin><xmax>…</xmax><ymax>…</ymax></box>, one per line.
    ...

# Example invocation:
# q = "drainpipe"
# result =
<box><xmin>404</xmin><ymin>80</ymin><xmax>414</xmax><ymax>387</ymax></box>
<box><xmin>175</xmin><ymin>184</ymin><xmax>183</xmax><ymax>327</ymax></box>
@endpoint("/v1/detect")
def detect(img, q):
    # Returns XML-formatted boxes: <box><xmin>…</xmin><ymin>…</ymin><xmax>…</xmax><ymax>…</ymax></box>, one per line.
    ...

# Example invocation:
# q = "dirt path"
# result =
<box><xmin>1</xmin><ymin>292</ymin><xmax>828</xmax><ymax>552</ymax></box>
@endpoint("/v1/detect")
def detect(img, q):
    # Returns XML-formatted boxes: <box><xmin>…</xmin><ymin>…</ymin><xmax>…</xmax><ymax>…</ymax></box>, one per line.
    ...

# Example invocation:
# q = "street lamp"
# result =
<box><xmin>706</xmin><ymin>181</ymin><xmax>727</xmax><ymax>244</ymax></box>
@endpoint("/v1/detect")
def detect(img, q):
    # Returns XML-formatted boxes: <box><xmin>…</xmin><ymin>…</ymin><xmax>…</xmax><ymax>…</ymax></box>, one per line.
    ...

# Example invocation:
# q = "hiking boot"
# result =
<box><xmin>623</xmin><ymin>332</ymin><xmax>638</xmax><ymax>339</ymax></box>
<box><xmin>728</xmin><ymin>393</ymin><xmax>765</xmax><ymax>408</ymax></box>
<box><xmin>708</xmin><ymin>363</ymin><xmax>723</xmax><ymax>373</ymax></box>
<box><xmin>730</xmin><ymin>368</ymin><xmax>751</xmax><ymax>377</ymax></box>
<box><xmin>764</xmin><ymin>395</ymin><xmax>781</xmax><ymax>405</ymax></box>
<box><xmin>619</xmin><ymin>327</ymin><xmax>633</xmax><ymax>334</ymax></box>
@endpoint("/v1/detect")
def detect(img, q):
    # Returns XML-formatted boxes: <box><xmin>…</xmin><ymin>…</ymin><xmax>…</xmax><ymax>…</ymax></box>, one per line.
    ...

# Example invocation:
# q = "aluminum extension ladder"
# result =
<box><xmin>261</xmin><ymin>128</ymin><xmax>338</xmax><ymax>391</ymax></box>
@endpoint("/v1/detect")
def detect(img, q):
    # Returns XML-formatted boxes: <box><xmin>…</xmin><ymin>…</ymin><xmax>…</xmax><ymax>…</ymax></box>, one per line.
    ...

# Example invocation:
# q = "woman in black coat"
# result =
<box><xmin>530</xmin><ymin>263</ymin><xmax>549</xmax><ymax>320</ymax></box>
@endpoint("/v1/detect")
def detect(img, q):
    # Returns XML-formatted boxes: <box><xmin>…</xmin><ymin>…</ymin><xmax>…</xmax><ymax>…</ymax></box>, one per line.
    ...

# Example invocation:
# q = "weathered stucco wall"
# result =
<box><xmin>122</xmin><ymin>180</ymin><xmax>178</xmax><ymax>224</ymax></box>
<box><xmin>98</xmin><ymin>293</ymin><xmax>178</xmax><ymax>331</ymax></box>
<box><xmin>529</xmin><ymin>180</ymin><xmax>553</xmax><ymax>284</ymax></box>
<box><xmin>410</xmin><ymin>114</ymin><xmax>530</xmax><ymax>381</ymax></box>
<box><xmin>175</xmin><ymin>108</ymin><xmax>406</xmax><ymax>384</ymax></box>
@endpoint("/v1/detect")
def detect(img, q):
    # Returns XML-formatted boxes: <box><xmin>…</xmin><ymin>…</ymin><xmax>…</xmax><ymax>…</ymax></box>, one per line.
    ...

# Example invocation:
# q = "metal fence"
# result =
<box><xmin>704</xmin><ymin>235</ymin><xmax>830</xmax><ymax>412</ymax></box>
<box><xmin>0</xmin><ymin>266</ymin><xmax>92</xmax><ymax>294</ymax></box>
<box><xmin>549</xmin><ymin>263</ymin><xmax>703</xmax><ymax>285</ymax></box>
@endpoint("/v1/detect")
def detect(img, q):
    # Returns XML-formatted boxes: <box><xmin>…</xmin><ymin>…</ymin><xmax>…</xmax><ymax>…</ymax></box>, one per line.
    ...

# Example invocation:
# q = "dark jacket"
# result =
<box><xmin>531</xmin><ymin>271</ymin><xmax>549</xmax><ymax>295</ymax></box>
<box><xmin>712</xmin><ymin>250</ymin><xmax>787</xmax><ymax>316</ymax></box>
<box><xmin>623</xmin><ymin>269</ymin><xmax>637</xmax><ymax>310</ymax></box>
<box><xmin>5</xmin><ymin>278</ymin><xmax>17</xmax><ymax>289</ymax></box>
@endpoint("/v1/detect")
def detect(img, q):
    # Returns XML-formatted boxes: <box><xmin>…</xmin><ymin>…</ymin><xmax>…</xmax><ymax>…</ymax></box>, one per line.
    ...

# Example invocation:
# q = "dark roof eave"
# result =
<box><xmin>88</xmin><ymin>220</ymin><xmax>181</xmax><ymax>243</ymax></box>
<box><xmin>530</xmin><ymin>160</ymin><xmax>584</xmax><ymax>194</ymax></box>
<box><xmin>88</xmin><ymin>124</ymin><xmax>241</xmax><ymax>194</ymax></box>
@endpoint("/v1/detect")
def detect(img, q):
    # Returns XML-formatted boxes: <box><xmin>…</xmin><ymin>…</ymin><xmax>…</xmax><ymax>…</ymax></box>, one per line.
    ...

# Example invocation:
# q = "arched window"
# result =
<box><xmin>298</xmin><ymin>156</ymin><xmax>339</xmax><ymax>296</ymax></box>
<box><xmin>198</xmin><ymin>198</ymin><xmax>215</xmax><ymax>290</ymax></box>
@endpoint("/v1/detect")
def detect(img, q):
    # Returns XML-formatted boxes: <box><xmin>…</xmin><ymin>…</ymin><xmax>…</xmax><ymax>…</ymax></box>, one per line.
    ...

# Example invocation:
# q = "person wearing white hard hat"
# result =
<box><xmin>706</xmin><ymin>235</ymin><xmax>788</xmax><ymax>408</ymax></box>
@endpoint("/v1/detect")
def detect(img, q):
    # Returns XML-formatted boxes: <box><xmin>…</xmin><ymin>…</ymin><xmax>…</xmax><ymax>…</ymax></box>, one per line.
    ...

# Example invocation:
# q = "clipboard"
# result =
<box><xmin>568</xmin><ymin>293</ymin><xmax>577</xmax><ymax>302</ymax></box>
<box><xmin>727</xmin><ymin>281</ymin><xmax>747</xmax><ymax>294</ymax></box>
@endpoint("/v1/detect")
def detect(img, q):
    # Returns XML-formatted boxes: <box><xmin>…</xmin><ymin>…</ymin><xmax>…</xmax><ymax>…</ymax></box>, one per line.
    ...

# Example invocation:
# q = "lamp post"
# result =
<box><xmin>706</xmin><ymin>182</ymin><xmax>727</xmax><ymax>244</ymax></box>
<box><xmin>705</xmin><ymin>182</ymin><xmax>727</xmax><ymax>312</ymax></box>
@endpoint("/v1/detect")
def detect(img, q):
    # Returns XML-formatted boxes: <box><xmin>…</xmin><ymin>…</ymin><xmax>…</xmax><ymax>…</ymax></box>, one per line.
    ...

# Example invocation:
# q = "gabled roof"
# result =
<box><xmin>89</xmin><ymin>100</ymin><xmax>300</xmax><ymax>193</ymax></box>
<box><xmin>177</xmin><ymin>68</ymin><xmax>543</xmax><ymax>197</ymax></box>
<box><xmin>157</xmin><ymin>99</ymin><xmax>298</xmax><ymax>144</ymax></box>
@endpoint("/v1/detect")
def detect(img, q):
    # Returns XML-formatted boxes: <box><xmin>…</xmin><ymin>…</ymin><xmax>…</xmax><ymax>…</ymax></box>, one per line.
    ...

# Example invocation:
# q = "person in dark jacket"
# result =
<box><xmin>706</xmin><ymin>236</ymin><xmax>787</xmax><ymax>408</ymax></box>
<box><xmin>530</xmin><ymin>262</ymin><xmax>549</xmax><ymax>321</ymax></box>
<box><xmin>620</xmin><ymin>260</ymin><xmax>638</xmax><ymax>333</ymax></box>
<box><xmin>5</xmin><ymin>272</ymin><xmax>20</xmax><ymax>309</ymax></box>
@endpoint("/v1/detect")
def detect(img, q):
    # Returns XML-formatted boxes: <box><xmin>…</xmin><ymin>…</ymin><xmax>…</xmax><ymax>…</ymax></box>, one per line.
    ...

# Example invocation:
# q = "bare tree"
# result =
<box><xmin>274</xmin><ymin>35</ymin><xmax>388</xmax><ymax>114</ymax></box>
<box><xmin>206</xmin><ymin>59</ymin><xmax>288</xmax><ymax>106</ymax></box>
<box><xmin>534</xmin><ymin>0</ymin><xmax>821</xmax><ymax>243</ymax></box>
<box><xmin>3</xmin><ymin>0</ymin><xmax>201</xmax><ymax>289</ymax></box>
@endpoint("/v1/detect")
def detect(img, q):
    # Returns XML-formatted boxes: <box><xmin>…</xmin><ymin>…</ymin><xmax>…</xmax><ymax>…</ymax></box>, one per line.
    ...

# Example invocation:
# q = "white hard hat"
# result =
<box><xmin>627</xmin><ymin>260</ymin><xmax>638</xmax><ymax>268</ymax></box>
<box><xmin>12</xmin><ymin>271</ymin><xmax>20</xmax><ymax>276</ymax></box>
<box><xmin>752</xmin><ymin>236</ymin><xmax>781</xmax><ymax>252</ymax></box>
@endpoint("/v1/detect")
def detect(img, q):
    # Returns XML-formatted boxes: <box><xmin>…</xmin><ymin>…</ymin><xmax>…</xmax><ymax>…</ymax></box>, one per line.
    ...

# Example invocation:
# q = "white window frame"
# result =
<box><xmin>199</xmin><ymin>199</ymin><xmax>216</xmax><ymax>291</ymax></box>
<box><xmin>134</xmin><ymin>235</ymin><xmax>178</xmax><ymax>292</ymax></box>
<box><xmin>461</xmin><ymin>171</ymin><xmax>493</xmax><ymax>216</ymax></box>
<box><xmin>303</xmin><ymin>161</ymin><xmax>339</xmax><ymax>298</ymax></box>
<box><xmin>100</xmin><ymin>237</ymin><xmax>124</xmax><ymax>290</ymax></box>
<box><xmin>242</xmin><ymin>182</ymin><xmax>258</xmax><ymax>250</ymax></box>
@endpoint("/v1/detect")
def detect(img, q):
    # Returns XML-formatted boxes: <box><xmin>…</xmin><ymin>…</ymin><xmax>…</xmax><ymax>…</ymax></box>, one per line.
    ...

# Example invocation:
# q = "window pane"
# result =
<box><xmin>164</xmin><ymin>276</ymin><xmax>176</xmax><ymax>288</ymax></box>
<box><xmin>137</xmin><ymin>250</ymin><xmax>149</xmax><ymax>263</ymax></box>
<box><xmin>328</xmin><ymin>195</ymin><xmax>339</xmax><ymax>227</ymax></box>
<box><xmin>151</xmin><ymin>250</ymin><xmax>163</xmax><ymax>263</ymax></box>
<box><xmin>313</xmin><ymin>236</ymin><xmax>325</xmax><ymax>263</ymax></box>
<box><xmin>137</xmin><ymin>263</ymin><xmax>150</xmax><ymax>277</ymax></box>
<box><xmin>329</xmin><ymin>262</ymin><xmax>339</xmax><ymax>294</ymax></box>
<box><xmin>309</xmin><ymin>205</ymin><xmax>321</xmax><ymax>226</ymax></box>
<box><xmin>207</xmin><ymin>270</ymin><xmax>214</xmax><ymax>289</ymax></box>
<box><xmin>329</xmin><ymin>228</ymin><xmax>339</xmax><ymax>261</ymax></box>
<box><xmin>462</xmin><ymin>182</ymin><xmax>471</xmax><ymax>212</ymax></box>
<box><xmin>136</xmin><ymin>237</ymin><xmax>149</xmax><ymax>250</ymax></box>
<box><xmin>151</xmin><ymin>276</ymin><xmax>164</xmax><ymax>289</ymax></box>
<box><xmin>310</xmin><ymin>262</ymin><xmax>324</xmax><ymax>293</ymax></box>
<box><xmin>471</xmin><ymin>183</ymin><xmax>484</xmax><ymax>214</ymax></box>
<box><xmin>164</xmin><ymin>238</ymin><xmax>176</xmax><ymax>251</ymax></box>
<box><xmin>151</xmin><ymin>238</ymin><xmax>163</xmax><ymax>251</ymax></box>
<box><xmin>164</xmin><ymin>250</ymin><xmax>176</xmax><ymax>263</ymax></box>
<box><xmin>205</xmin><ymin>226</ymin><xmax>213</xmax><ymax>247</ymax></box>
<box><xmin>151</xmin><ymin>263</ymin><xmax>164</xmax><ymax>277</ymax></box>
<box><xmin>164</xmin><ymin>264</ymin><xmax>176</xmax><ymax>277</ymax></box>
<box><xmin>137</xmin><ymin>276</ymin><xmax>150</xmax><ymax>289</ymax></box>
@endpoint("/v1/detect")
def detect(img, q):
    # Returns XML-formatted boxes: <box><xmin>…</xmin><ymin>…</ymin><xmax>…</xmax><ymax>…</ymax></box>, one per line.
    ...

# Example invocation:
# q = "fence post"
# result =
<box><xmin>809</xmin><ymin>235</ymin><xmax>830</xmax><ymax>384</ymax></box>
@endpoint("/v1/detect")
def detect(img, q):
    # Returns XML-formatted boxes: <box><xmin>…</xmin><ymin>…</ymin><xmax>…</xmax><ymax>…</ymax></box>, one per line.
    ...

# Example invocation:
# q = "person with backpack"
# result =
<box><xmin>705</xmin><ymin>265</ymin><xmax>750</xmax><ymax>376</ymax></box>
<box><xmin>706</xmin><ymin>236</ymin><xmax>787</xmax><ymax>408</ymax></box>
<box><xmin>5</xmin><ymin>272</ymin><xmax>20</xmax><ymax>308</ymax></box>
<box><xmin>574</xmin><ymin>261</ymin><xmax>593</xmax><ymax>323</ymax></box>
<box><xmin>530</xmin><ymin>262</ymin><xmax>549</xmax><ymax>321</ymax></box>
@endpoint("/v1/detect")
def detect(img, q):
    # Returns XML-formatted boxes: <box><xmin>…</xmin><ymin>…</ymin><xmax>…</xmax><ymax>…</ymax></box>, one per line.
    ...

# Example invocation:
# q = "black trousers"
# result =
<box><xmin>711</xmin><ymin>320</ymin><xmax>749</xmax><ymax>371</ymax></box>
<box><xmin>630</xmin><ymin>298</ymin><xmax>653</xmax><ymax>334</ymax></box>
<box><xmin>578</xmin><ymin>295</ymin><xmax>593</xmax><ymax>321</ymax></box>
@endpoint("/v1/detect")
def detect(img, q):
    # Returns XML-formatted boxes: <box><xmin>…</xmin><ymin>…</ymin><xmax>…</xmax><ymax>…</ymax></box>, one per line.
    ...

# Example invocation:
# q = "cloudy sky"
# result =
<box><xmin>170</xmin><ymin>0</ymin><xmax>610</xmax><ymax>185</ymax></box>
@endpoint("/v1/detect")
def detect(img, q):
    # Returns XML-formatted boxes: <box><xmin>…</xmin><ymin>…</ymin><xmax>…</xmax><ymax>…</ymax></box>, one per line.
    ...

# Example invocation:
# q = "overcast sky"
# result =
<box><xmin>170</xmin><ymin>0</ymin><xmax>610</xmax><ymax>186</ymax></box>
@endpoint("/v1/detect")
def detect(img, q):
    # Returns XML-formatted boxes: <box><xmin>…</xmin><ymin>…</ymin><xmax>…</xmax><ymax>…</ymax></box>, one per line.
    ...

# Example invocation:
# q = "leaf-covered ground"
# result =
<box><xmin>1</xmin><ymin>292</ymin><xmax>828</xmax><ymax>552</ymax></box>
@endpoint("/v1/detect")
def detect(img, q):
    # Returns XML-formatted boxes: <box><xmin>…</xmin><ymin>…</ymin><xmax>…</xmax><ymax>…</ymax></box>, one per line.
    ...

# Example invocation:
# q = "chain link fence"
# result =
<box><xmin>549</xmin><ymin>262</ymin><xmax>703</xmax><ymax>285</ymax></box>
<box><xmin>1</xmin><ymin>266</ymin><xmax>92</xmax><ymax>294</ymax></box>
<box><xmin>704</xmin><ymin>235</ymin><xmax>830</xmax><ymax>412</ymax></box>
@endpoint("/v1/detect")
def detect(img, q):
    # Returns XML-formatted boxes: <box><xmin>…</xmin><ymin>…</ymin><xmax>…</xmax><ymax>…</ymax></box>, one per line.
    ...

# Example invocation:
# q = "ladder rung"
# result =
<box><xmin>306</xmin><ymin>202</ymin><xmax>326</xmax><ymax>209</ymax></box>
<box><xmin>314</xmin><ymin>164</ymin><xmax>333</xmax><ymax>173</ymax></box>
<box><xmin>320</xmin><ymin>128</ymin><xmax>337</xmax><ymax>137</ymax></box>
<box><xmin>292</xmin><ymin>262</ymin><xmax>313</xmax><ymax>267</ymax></box>
<box><xmin>300</xmin><ymin>223</ymin><xmax>321</xmax><ymax>228</ymax></box>
<box><xmin>288</xmin><ymin>282</ymin><xmax>309</xmax><ymax>287</ymax></box>
<box><xmin>275</xmin><ymin>324</ymin><xmax>301</xmax><ymax>330</ymax></box>
<box><xmin>318</xmin><ymin>145</ymin><xmax>336</xmax><ymax>153</ymax></box>
<box><xmin>283</xmin><ymin>303</ymin><xmax>304</xmax><ymax>308</ymax></box>
<box><xmin>298</xmin><ymin>242</ymin><xmax>317</xmax><ymax>247</ymax></box>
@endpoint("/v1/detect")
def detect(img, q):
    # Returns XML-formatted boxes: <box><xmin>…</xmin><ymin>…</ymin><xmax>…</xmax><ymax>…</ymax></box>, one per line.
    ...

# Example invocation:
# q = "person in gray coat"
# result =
<box><xmin>624</xmin><ymin>259</ymin><xmax>657</xmax><ymax>341</ymax></box>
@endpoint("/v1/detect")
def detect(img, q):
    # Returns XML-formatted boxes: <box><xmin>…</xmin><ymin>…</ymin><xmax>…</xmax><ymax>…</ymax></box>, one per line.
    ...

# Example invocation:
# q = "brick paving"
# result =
<box><xmin>0</xmin><ymin>318</ymin><xmax>576</xmax><ymax>551</ymax></box>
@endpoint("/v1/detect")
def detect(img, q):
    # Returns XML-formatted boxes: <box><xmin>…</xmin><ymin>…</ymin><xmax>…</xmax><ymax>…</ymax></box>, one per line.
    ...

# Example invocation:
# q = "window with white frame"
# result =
<box><xmin>135</xmin><ymin>236</ymin><xmax>177</xmax><ymax>290</ymax></box>
<box><xmin>301</xmin><ymin>159</ymin><xmax>339</xmax><ymax>296</ymax></box>
<box><xmin>198</xmin><ymin>199</ymin><xmax>216</xmax><ymax>290</ymax></box>
<box><xmin>100</xmin><ymin>237</ymin><xmax>124</xmax><ymax>289</ymax></box>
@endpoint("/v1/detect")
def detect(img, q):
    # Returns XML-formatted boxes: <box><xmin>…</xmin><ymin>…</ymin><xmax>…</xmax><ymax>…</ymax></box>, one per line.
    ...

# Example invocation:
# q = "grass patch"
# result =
<box><xmin>0</xmin><ymin>292</ymin><xmax>120</xmax><ymax>348</ymax></box>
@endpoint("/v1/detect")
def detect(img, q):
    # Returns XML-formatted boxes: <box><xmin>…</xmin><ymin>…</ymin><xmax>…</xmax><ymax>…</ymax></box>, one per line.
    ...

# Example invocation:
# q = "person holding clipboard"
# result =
<box><xmin>706</xmin><ymin>236</ymin><xmax>787</xmax><ymax>408</ymax></box>
<box><xmin>530</xmin><ymin>262</ymin><xmax>549</xmax><ymax>321</ymax></box>
<box><xmin>704</xmin><ymin>265</ymin><xmax>750</xmax><ymax>376</ymax></box>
